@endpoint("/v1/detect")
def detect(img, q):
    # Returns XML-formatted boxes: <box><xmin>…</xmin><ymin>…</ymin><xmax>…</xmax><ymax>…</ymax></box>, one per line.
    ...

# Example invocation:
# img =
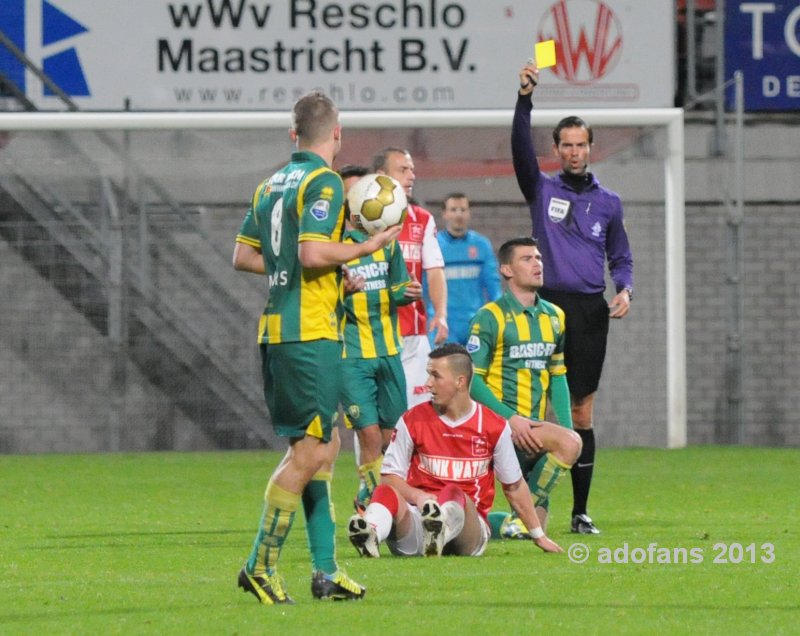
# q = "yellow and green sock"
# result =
<box><xmin>247</xmin><ymin>480</ymin><xmax>299</xmax><ymax>576</ymax></box>
<box><xmin>528</xmin><ymin>452</ymin><xmax>571</xmax><ymax>509</ymax></box>
<box><xmin>356</xmin><ymin>456</ymin><xmax>383</xmax><ymax>506</ymax></box>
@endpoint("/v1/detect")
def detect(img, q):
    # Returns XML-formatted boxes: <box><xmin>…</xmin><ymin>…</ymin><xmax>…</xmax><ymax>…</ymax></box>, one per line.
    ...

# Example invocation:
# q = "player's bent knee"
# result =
<box><xmin>547</xmin><ymin>425</ymin><xmax>581</xmax><ymax>465</ymax></box>
<box><xmin>437</xmin><ymin>483</ymin><xmax>467</xmax><ymax>507</ymax></box>
<box><xmin>565</xmin><ymin>429</ymin><xmax>582</xmax><ymax>464</ymax></box>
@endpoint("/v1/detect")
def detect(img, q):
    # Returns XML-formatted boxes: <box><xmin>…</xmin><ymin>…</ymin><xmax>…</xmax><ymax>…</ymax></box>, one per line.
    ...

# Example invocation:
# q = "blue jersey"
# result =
<box><xmin>427</xmin><ymin>229</ymin><xmax>502</xmax><ymax>345</ymax></box>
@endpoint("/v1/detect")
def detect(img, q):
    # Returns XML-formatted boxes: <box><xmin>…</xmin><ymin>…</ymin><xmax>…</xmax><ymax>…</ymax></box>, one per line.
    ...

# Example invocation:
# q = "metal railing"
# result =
<box><xmin>0</xmin><ymin>31</ymin><xmax>275</xmax><ymax>449</ymax></box>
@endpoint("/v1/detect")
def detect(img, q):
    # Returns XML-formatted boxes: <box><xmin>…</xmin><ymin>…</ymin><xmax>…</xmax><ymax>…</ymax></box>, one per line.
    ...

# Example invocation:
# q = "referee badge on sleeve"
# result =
<box><xmin>466</xmin><ymin>335</ymin><xmax>481</xmax><ymax>353</ymax></box>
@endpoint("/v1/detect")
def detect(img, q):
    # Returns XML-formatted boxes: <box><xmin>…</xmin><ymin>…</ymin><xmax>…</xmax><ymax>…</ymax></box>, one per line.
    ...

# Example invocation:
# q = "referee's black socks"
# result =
<box><xmin>571</xmin><ymin>428</ymin><xmax>596</xmax><ymax>517</ymax></box>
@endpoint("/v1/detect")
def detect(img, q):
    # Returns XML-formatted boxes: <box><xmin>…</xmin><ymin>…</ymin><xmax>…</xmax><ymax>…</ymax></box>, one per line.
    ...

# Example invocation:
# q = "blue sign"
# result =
<box><xmin>726</xmin><ymin>1</ymin><xmax>800</xmax><ymax>111</ymax></box>
<box><xmin>0</xmin><ymin>0</ymin><xmax>91</xmax><ymax>98</ymax></box>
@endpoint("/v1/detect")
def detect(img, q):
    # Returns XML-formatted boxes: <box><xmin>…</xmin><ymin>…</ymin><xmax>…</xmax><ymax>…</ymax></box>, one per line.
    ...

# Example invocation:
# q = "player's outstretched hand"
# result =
<box><xmin>533</xmin><ymin>535</ymin><xmax>563</xmax><ymax>553</ymax></box>
<box><xmin>364</xmin><ymin>224</ymin><xmax>403</xmax><ymax>253</ymax></box>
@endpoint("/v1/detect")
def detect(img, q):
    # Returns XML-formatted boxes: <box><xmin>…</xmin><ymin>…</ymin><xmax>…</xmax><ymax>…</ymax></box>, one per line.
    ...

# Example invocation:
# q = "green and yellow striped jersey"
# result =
<box><xmin>236</xmin><ymin>151</ymin><xmax>346</xmax><ymax>344</ymax></box>
<box><xmin>340</xmin><ymin>229</ymin><xmax>412</xmax><ymax>359</ymax></box>
<box><xmin>466</xmin><ymin>291</ymin><xmax>567</xmax><ymax>420</ymax></box>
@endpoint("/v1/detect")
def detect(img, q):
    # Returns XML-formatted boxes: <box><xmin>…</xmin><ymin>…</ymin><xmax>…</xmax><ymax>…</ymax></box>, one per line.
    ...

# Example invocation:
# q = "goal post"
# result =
<box><xmin>0</xmin><ymin>108</ymin><xmax>686</xmax><ymax>449</ymax></box>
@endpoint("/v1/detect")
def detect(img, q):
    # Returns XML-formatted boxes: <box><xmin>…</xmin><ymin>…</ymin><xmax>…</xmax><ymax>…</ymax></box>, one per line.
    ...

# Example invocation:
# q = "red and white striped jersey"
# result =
<box><xmin>397</xmin><ymin>202</ymin><xmax>444</xmax><ymax>336</ymax></box>
<box><xmin>382</xmin><ymin>401</ymin><xmax>522</xmax><ymax>519</ymax></box>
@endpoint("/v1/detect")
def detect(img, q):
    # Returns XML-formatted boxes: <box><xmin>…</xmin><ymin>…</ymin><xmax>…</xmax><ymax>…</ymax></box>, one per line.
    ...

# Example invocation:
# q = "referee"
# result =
<box><xmin>511</xmin><ymin>61</ymin><xmax>634</xmax><ymax>535</ymax></box>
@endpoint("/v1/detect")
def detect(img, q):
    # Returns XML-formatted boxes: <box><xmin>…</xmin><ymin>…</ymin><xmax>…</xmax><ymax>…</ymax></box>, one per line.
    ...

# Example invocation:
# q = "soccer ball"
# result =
<box><xmin>346</xmin><ymin>173</ymin><xmax>408</xmax><ymax>235</ymax></box>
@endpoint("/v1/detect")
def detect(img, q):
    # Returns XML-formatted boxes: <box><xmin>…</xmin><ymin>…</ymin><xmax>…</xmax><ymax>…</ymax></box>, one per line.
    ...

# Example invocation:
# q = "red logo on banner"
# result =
<box><xmin>538</xmin><ymin>0</ymin><xmax>623</xmax><ymax>84</ymax></box>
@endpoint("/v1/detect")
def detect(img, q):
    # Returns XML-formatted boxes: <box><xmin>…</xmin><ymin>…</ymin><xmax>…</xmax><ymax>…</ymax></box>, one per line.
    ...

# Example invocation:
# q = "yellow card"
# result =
<box><xmin>535</xmin><ymin>40</ymin><xmax>556</xmax><ymax>68</ymax></box>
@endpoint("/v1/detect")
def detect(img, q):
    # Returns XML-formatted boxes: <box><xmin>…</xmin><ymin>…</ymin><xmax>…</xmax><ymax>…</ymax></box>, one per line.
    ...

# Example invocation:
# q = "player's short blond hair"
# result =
<box><xmin>291</xmin><ymin>90</ymin><xmax>339</xmax><ymax>144</ymax></box>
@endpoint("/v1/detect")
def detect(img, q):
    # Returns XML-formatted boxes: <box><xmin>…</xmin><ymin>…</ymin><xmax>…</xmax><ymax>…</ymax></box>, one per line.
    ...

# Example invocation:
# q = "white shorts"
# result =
<box><xmin>386</xmin><ymin>502</ymin><xmax>491</xmax><ymax>557</ymax></box>
<box><xmin>401</xmin><ymin>335</ymin><xmax>431</xmax><ymax>408</ymax></box>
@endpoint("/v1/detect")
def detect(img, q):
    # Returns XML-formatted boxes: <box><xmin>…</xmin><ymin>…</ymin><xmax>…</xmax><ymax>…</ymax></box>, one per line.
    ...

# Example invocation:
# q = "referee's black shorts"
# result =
<box><xmin>539</xmin><ymin>289</ymin><xmax>610</xmax><ymax>400</ymax></box>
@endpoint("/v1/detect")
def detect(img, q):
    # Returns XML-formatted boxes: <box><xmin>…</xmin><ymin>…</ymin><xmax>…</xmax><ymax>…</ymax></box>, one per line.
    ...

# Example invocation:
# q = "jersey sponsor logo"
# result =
<box><xmin>471</xmin><ymin>436</ymin><xmax>489</xmax><ymax>457</ymax></box>
<box><xmin>362</xmin><ymin>279</ymin><xmax>388</xmax><ymax>291</ymax></box>
<box><xmin>509</xmin><ymin>343</ymin><xmax>557</xmax><ymax>358</ymax></box>
<box><xmin>310</xmin><ymin>199</ymin><xmax>330</xmax><ymax>221</ymax></box>
<box><xmin>351</xmin><ymin>261</ymin><xmax>390</xmax><ymax>281</ymax></box>
<box><xmin>418</xmin><ymin>454</ymin><xmax>491</xmax><ymax>481</ymax></box>
<box><xmin>408</xmin><ymin>223</ymin><xmax>424</xmax><ymax>242</ymax></box>
<box><xmin>548</xmin><ymin>197</ymin><xmax>571</xmax><ymax>222</ymax></box>
<box><xmin>284</xmin><ymin>168</ymin><xmax>306</xmax><ymax>187</ymax></box>
<box><xmin>400</xmin><ymin>242</ymin><xmax>422</xmax><ymax>262</ymax></box>
<box><xmin>445</xmin><ymin>265</ymin><xmax>481</xmax><ymax>280</ymax></box>
<box><xmin>466</xmin><ymin>335</ymin><xmax>480</xmax><ymax>353</ymax></box>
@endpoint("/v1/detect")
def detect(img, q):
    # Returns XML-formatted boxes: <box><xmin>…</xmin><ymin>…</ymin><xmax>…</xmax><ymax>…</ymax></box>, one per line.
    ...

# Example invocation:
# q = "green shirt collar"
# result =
<box><xmin>344</xmin><ymin>228</ymin><xmax>368</xmax><ymax>242</ymax></box>
<box><xmin>502</xmin><ymin>289</ymin><xmax>541</xmax><ymax>316</ymax></box>
<box><xmin>290</xmin><ymin>150</ymin><xmax>326</xmax><ymax>166</ymax></box>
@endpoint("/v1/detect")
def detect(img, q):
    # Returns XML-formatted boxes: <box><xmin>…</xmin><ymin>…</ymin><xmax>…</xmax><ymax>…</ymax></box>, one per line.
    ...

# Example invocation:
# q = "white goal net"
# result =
<box><xmin>0</xmin><ymin>108</ymin><xmax>684</xmax><ymax>451</ymax></box>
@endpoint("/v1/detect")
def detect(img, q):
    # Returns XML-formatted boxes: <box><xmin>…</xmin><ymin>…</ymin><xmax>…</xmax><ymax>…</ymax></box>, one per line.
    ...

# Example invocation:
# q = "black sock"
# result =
<box><xmin>571</xmin><ymin>428</ymin><xmax>595</xmax><ymax>517</ymax></box>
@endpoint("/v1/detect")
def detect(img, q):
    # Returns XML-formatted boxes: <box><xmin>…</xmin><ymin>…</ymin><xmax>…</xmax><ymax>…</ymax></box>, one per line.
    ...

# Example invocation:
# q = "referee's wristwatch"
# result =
<box><xmin>623</xmin><ymin>287</ymin><xmax>633</xmax><ymax>302</ymax></box>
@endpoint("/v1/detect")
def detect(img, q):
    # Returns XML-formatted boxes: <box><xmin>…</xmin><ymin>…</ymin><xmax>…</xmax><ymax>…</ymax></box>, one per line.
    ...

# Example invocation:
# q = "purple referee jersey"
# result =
<box><xmin>511</xmin><ymin>93</ymin><xmax>633</xmax><ymax>296</ymax></box>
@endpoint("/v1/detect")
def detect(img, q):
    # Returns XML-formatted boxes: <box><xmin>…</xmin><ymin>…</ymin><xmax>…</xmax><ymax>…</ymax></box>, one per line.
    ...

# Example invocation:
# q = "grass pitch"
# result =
<box><xmin>1</xmin><ymin>447</ymin><xmax>798</xmax><ymax>635</ymax></box>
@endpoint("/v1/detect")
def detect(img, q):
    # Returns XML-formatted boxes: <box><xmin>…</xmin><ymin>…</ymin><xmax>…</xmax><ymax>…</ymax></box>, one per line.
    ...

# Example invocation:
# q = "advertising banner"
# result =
<box><xmin>726</xmin><ymin>1</ymin><xmax>800</xmax><ymax>111</ymax></box>
<box><xmin>1</xmin><ymin>0</ymin><xmax>674</xmax><ymax>111</ymax></box>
